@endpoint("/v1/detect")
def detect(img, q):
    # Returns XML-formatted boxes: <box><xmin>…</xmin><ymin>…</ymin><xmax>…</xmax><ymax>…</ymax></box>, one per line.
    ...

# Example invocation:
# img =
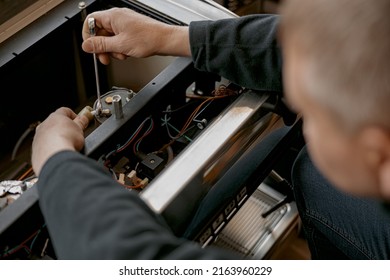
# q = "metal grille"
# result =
<box><xmin>213</xmin><ymin>186</ymin><xmax>289</xmax><ymax>257</ymax></box>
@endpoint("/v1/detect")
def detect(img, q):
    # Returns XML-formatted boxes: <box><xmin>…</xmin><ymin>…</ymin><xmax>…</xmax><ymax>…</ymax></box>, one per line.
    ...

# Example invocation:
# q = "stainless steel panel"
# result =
<box><xmin>135</xmin><ymin>0</ymin><xmax>238</xmax><ymax>24</ymax></box>
<box><xmin>141</xmin><ymin>91</ymin><xmax>272</xmax><ymax>230</ymax></box>
<box><xmin>213</xmin><ymin>183</ymin><xmax>299</xmax><ymax>259</ymax></box>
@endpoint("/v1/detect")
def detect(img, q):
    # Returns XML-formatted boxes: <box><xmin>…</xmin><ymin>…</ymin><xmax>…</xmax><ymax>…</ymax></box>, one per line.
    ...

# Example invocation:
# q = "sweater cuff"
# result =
<box><xmin>189</xmin><ymin>20</ymin><xmax>210</xmax><ymax>70</ymax></box>
<box><xmin>38</xmin><ymin>150</ymin><xmax>85</xmax><ymax>190</ymax></box>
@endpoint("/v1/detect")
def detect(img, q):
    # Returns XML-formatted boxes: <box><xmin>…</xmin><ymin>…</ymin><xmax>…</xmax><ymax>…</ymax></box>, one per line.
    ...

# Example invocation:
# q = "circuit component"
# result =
<box><xmin>105</xmin><ymin>96</ymin><xmax>113</xmax><ymax>104</ymax></box>
<box><xmin>127</xmin><ymin>170</ymin><xmax>149</xmax><ymax>188</ymax></box>
<box><xmin>118</xmin><ymin>170</ymin><xmax>149</xmax><ymax>190</ymax></box>
<box><xmin>93</xmin><ymin>87</ymin><xmax>134</xmax><ymax>124</ymax></box>
<box><xmin>112</xmin><ymin>157</ymin><xmax>131</xmax><ymax>174</ymax></box>
<box><xmin>112</xmin><ymin>94</ymin><xmax>124</xmax><ymax>119</ymax></box>
<box><xmin>140</xmin><ymin>153</ymin><xmax>165</xmax><ymax>179</ymax></box>
<box><xmin>99</xmin><ymin>84</ymin><xmax>242</xmax><ymax>192</ymax></box>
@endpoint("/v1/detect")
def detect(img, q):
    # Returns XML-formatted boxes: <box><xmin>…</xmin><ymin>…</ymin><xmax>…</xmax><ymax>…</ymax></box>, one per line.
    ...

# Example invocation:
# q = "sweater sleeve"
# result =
<box><xmin>37</xmin><ymin>151</ymin><xmax>239</xmax><ymax>259</ymax></box>
<box><xmin>189</xmin><ymin>14</ymin><xmax>283</xmax><ymax>93</ymax></box>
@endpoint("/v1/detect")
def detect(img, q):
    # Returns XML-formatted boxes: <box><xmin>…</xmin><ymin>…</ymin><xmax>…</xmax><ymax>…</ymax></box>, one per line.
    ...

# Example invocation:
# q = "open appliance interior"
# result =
<box><xmin>0</xmin><ymin>0</ymin><xmax>303</xmax><ymax>260</ymax></box>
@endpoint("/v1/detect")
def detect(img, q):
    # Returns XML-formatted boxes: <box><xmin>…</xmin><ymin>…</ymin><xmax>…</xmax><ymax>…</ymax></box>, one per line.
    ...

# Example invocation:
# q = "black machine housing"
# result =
<box><xmin>0</xmin><ymin>0</ymin><xmax>303</xmax><ymax>259</ymax></box>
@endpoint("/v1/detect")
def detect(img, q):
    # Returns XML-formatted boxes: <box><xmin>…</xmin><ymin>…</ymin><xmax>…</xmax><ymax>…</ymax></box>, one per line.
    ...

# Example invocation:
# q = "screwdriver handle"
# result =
<box><xmin>88</xmin><ymin>17</ymin><xmax>96</xmax><ymax>35</ymax></box>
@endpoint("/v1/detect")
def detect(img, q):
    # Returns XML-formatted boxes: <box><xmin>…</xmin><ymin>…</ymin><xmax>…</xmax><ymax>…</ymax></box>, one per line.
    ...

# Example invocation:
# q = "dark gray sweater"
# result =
<box><xmin>38</xmin><ymin>151</ymin><xmax>238</xmax><ymax>259</ymax></box>
<box><xmin>190</xmin><ymin>14</ymin><xmax>282</xmax><ymax>92</ymax></box>
<box><xmin>37</xmin><ymin>14</ymin><xmax>281</xmax><ymax>259</ymax></box>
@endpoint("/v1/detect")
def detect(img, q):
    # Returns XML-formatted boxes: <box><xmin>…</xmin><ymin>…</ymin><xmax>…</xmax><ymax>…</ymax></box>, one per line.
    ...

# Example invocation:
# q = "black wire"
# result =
<box><xmin>162</xmin><ymin>100</ymin><xmax>199</xmax><ymax>113</ymax></box>
<box><xmin>261</xmin><ymin>179</ymin><xmax>294</xmax><ymax>218</ymax></box>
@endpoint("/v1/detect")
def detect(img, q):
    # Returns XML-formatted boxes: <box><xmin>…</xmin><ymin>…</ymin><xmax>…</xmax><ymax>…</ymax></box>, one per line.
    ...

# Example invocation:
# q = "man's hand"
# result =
<box><xmin>31</xmin><ymin>107</ymin><xmax>89</xmax><ymax>176</ymax></box>
<box><xmin>81</xmin><ymin>7</ymin><xmax>191</xmax><ymax>65</ymax></box>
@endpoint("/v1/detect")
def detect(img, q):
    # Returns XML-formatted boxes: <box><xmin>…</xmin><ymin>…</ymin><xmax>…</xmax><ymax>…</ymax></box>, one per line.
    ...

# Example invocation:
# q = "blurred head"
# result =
<box><xmin>279</xmin><ymin>0</ymin><xmax>390</xmax><ymax>199</ymax></box>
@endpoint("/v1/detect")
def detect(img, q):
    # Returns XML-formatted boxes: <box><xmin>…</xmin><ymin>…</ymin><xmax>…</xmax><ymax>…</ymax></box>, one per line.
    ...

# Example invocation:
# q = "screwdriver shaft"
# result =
<box><xmin>88</xmin><ymin>17</ymin><xmax>102</xmax><ymax>114</ymax></box>
<box><xmin>93</xmin><ymin>52</ymin><xmax>102</xmax><ymax>112</ymax></box>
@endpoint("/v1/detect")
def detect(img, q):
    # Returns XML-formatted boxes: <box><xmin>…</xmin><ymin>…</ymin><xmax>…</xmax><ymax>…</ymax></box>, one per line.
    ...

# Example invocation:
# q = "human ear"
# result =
<box><xmin>359</xmin><ymin>126</ymin><xmax>390</xmax><ymax>199</ymax></box>
<box><xmin>379</xmin><ymin>160</ymin><xmax>390</xmax><ymax>200</ymax></box>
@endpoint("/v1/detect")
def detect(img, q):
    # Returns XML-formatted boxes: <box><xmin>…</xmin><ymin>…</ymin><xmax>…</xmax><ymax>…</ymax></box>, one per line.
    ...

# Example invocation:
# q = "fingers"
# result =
<box><xmin>55</xmin><ymin>107</ymin><xmax>78</xmax><ymax>120</ymax></box>
<box><xmin>76</xmin><ymin>106</ymin><xmax>94</xmax><ymax>130</ymax></box>
<box><xmin>73</xmin><ymin>115</ymin><xmax>90</xmax><ymax>131</ymax></box>
<box><xmin>51</xmin><ymin>107</ymin><xmax>89</xmax><ymax>131</ymax></box>
<box><xmin>97</xmin><ymin>53</ymin><xmax>111</xmax><ymax>65</ymax></box>
<box><xmin>81</xmin><ymin>39</ymin><xmax>94</xmax><ymax>52</ymax></box>
<box><xmin>82</xmin><ymin>37</ymin><xmax>128</xmax><ymax>64</ymax></box>
<box><xmin>82</xmin><ymin>9</ymin><xmax>116</xmax><ymax>57</ymax></box>
<box><xmin>82</xmin><ymin>36</ymin><xmax>122</xmax><ymax>62</ymax></box>
<box><xmin>32</xmin><ymin>107</ymin><xmax>85</xmax><ymax>176</ymax></box>
<box><xmin>83</xmin><ymin>34</ymin><xmax>124</xmax><ymax>54</ymax></box>
<box><xmin>110</xmin><ymin>53</ymin><xmax>127</xmax><ymax>61</ymax></box>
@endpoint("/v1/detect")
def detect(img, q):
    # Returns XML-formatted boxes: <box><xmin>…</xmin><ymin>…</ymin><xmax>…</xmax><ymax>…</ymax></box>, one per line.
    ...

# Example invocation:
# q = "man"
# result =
<box><xmin>32</xmin><ymin>0</ymin><xmax>390</xmax><ymax>259</ymax></box>
<box><xmin>280</xmin><ymin>0</ymin><xmax>390</xmax><ymax>259</ymax></box>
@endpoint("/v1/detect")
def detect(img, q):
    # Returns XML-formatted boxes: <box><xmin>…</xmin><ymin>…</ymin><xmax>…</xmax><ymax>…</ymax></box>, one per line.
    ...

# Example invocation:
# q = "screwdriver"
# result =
<box><xmin>88</xmin><ymin>17</ymin><xmax>102</xmax><ymax>116</ymax></box>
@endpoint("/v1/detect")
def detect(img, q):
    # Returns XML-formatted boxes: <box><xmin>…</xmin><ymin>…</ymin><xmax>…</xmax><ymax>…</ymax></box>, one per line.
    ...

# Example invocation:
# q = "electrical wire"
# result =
<box><xmin>185</xmin><ymin>84</ymin><xmax>239</xmax><ymax>99</ymax></box>
<box><xmin>22</xmin><ymin>174</ymin><xmax>38</xmax><ymax>183</ymax></box>
<box><xmin>162</xmin><ymin>100</ymin><xmax>198</xmax><ymax>113</ymax></box>
<box><xmin>166</xmin><ymin>145</ymin><xmax>174</xmax><ymax>164</ymax></box>
<box><xmin>162</xmin><ymin>115</ymin><xmax>193</xmax><ymax>142</ymax></box>
<box><xmin>133</xmin><ymin>117</ymin><xmax>154</xmax><ymax>154</ymax></box>
<box><xmin>159</xmin><ymin>85</ymin><xmax>238</xmax><ymax>152</ymax></box>
<box><xmin>17</xmin><ymin>166</ymin><xmax>34</xmax><ymax>181</ymax></box>
<box><xmin>158</xmin><ymin>97</ymin><xmax>216</xmax><ymax>152</ymax></box>
<box><xmin>104</xmin><ymin>116</ymin><xmax>152</xmax><ymax>166</ymax></box>
<box><xmin>192</xmin><ymin>98</ymin><xmax>214</xmax><ymax>122</ymax></box>
<box><xmin>0</xmin><ymin>227</ymin><xmax>41</xmax><ymax>258</ymax></box>
<box><xmin>178</xmin><ymin>84</ymin><xmax>239</xmax><ymax>134</ymax></box>
<box><xmin>119</xmin><ymin>181</ymin><xmax>144</xmax><ymax>190</ymax></box>
<box><xmin>162</xmin><ymin>115</ymin><xmax>176</xmax><ymax>139</ymax></box>
<box><xmin>11</xmin><ymin>122</ymin><xmax>40</xmax><ymax>161</ymax></box>
<box><xmin>116</xmin><ymin>116</ymin><xmax>152</xmax><ymax>153</ymax></box>
<box><xmin>29</xmin><ymin>224</ymin><xmax>46</xmax><ymax>252</ymax></box>
<box><xmin>182</xmin><ymin>97</ymin><xmax>213</xmax><ymax>132</ymax></box>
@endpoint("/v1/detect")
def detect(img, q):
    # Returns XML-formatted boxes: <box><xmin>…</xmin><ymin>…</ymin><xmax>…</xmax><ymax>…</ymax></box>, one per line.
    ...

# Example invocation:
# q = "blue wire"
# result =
<box><xmin>105</xmin><ymin>116</ymin><xmax>152</xmax><ymax>160</ymax></box>
<box><xmin>135</xmin><ymin>118</ymin><xmax>154</xmax><ymax>152</ymax></box>
<box><xmin>29</xmin><ymin>224</ymin><xmax>46</xmax><ymax>251</ymax></box>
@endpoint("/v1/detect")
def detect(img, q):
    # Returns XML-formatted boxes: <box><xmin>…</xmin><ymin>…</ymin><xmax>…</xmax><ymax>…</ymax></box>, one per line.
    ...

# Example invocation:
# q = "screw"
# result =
<box><xmin>78</xmin><ymin>2</ymin><xmax>87</xmax><ymax>21</ymax></box>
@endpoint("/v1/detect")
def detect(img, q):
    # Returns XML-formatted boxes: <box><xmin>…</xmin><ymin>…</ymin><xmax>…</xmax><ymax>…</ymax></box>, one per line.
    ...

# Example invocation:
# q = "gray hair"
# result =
<box><xmin>279</xmin><ymin>0</ymin><xmax>390</xmax><ymax>131</ymax></box>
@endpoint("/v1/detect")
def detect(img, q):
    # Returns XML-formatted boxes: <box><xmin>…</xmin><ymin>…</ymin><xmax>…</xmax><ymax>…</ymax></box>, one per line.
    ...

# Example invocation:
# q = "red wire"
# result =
<box><xmin>1</xmin><ymin>228</ymin><xmax>40</xmax><ymax>258</ymax></box>
<box><xmin>132</xmin><ymin>119</ymin><xmax>154</xmax><ymax>155</ymax></box>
